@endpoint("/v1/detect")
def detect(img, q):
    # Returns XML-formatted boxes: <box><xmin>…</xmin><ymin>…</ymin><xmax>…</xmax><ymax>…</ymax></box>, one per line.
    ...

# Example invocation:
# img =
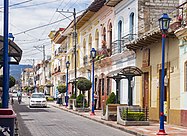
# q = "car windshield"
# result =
<box><xmin>32</xmin><ymin>94</ymin><xmax>45</xmax><ymax>98</ymax></box>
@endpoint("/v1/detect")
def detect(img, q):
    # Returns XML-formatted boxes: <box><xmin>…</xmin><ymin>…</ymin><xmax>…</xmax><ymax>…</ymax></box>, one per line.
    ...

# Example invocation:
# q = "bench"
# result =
<box><xmin>101</xmin><ymin>104</ymin><xmax>127</xmax><ymax>121</ymax></box>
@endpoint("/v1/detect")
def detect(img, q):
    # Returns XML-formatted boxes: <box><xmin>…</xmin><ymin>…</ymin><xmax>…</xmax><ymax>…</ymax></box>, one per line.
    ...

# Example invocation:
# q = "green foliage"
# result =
<box><xmin>0</xmin><ymin>75</ymin><xmax>16</xmax><ymax>88</ymax></box>
<box><xmin>77</xmin><ymin>78</ymin><xmax>92</xmax><ymax>92</ymax></box>
<box><xmin>70</xmin><ymin>94</ymin><xmax>76</xmax><ymax>99</ymax></box>
<box><xmin>122</xmin><ymin>110</ymin><xmax>145</xmax><ymax>121</ymax></box>
<box><xmin>57</xmin><ymin>84</ymin><xmax>66</xmax><ymax>93</ymax></box>
<box><xmin>76</xmin><ymin>94</ymin><xmax>87</xmax><ymax>107</ymax></box>
<box><xmin>106</xmin><ymin>92</ymin><xmax>116</xmax><ymax>105</ymax></box>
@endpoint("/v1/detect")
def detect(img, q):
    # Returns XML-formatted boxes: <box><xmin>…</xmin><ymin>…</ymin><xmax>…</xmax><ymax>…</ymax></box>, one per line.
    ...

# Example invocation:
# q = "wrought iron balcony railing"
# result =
<box><xmin>111</xmin><ymin>34</ymin><xmax>137</xmax><ymax>55</ymax></box>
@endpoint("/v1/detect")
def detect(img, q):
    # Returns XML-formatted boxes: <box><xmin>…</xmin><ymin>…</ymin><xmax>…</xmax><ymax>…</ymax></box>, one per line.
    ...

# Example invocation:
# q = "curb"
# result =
<box><xmin>49</xmin><ymin>103</ymin><xmax>147</xmax><ymax>136</ymax></box>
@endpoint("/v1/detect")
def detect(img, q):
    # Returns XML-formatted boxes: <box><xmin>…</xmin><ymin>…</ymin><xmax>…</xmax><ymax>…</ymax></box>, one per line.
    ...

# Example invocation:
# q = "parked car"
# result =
<box><xmin>29</xmin><ymin>93</ymin><xmax>47</xmax><ymax>108</ymax></box>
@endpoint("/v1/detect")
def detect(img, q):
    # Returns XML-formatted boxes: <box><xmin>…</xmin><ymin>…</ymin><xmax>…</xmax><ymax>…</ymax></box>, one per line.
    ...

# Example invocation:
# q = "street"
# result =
<box><xmin>13</xmin><ymin>97</ymin><xmax>134</xmax><ymax>136</ymax></box>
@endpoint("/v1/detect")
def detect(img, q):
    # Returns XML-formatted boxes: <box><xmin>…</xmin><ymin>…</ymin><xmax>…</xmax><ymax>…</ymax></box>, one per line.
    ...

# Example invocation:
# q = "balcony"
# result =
<box><xmin>111</xmin><ymin>34</ymin><xmax>137</xmax><ymax>55</ymax></box>
<box><xmin>169</xmin><ymin>1</ymin><xmax>187</xmax><ymax>32</ymax></box>
<box><xmin>52</xmin><ymin>66</ymin><xmax>61</xmax><ymax>75</ymax></box>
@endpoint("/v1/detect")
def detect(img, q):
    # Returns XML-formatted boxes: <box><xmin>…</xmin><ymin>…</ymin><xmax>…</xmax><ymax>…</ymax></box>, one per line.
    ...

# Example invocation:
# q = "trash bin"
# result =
<box><xmin>0</xmin><ymin>109</ymin><xmax>16</xmax><ymax>136</ymax></box>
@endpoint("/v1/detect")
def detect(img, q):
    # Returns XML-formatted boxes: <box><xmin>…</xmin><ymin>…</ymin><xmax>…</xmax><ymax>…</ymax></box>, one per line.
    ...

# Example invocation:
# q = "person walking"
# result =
<box><xmin>94</xmin><ymin>92</ymin><xmax>98</xmax><ymax>110</ymax></box>
<box><xmin>57</xmin><ymin>93</ymin><xmax>62</xmax><ymax>106</ymax></box>
<box><xmin>17</xmin><ymin>90</ymin><xmax>22</xmax><ymax>104</ymax></box>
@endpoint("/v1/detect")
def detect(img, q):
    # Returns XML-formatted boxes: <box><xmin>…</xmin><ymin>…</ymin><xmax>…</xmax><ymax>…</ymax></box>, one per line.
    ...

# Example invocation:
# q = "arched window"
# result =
<box><xmin>95</xmin><ymin>29</ymin><xmax>99</xmax><ymax>50</ymax></box>
<box><xmin>108</xmin><ymin>23</ymin><xmax>112</xmax><ymax>55</ymax></box>
<box><xmin>103</xmin><ymin>27</ymin><xmax>106</xmax><ymax>42</ymax></box>
<box><xmin>129</xmin><ymin>12</ymin><xmax>134</xmax><ymax>40</ymax></box>
<box><xmin>83</xmin><ymin>39</ymin><xmax>86</xmax><ymax>55</ymax></box>
<box><xmin>118</xmin><ymin>20</ymin><xmax>122</xmax><ymax>53</ymax></box>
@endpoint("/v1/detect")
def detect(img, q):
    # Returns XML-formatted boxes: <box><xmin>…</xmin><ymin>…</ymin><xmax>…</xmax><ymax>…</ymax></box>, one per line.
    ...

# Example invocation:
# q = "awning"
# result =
<box><xmin>107</xmin><ymin>68</ymin><xmax>124</xmax><ymax>76</ymax></box>
<box><xmin>120</xmin><ymin>66</ymin><xmax>143</xmax><ymax>76</ymax></box>
<box><xmin>0</xmin><ymin>35</ymin><xmax>22</xmax><ymax>66</ymax></box>
<box><xmin>105</xmin><ymin>0</ymin><xmax>122</xmax><ymax>7</ymax></box>
<box><xmin>107</xmin><ymin>66</ymin><xmax>143</xmax><ymax>78</ymax></box>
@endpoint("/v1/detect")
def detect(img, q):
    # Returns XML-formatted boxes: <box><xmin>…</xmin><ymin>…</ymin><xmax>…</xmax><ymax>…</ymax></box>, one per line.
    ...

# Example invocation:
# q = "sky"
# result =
<box><xmin>0</xmin><ymin>0</ymin><xmax>93</xmax><ymax>65</ymax></box>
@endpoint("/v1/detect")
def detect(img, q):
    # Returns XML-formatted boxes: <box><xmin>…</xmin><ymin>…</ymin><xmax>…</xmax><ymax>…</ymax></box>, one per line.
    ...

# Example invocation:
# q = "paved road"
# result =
<box><xmin>13</xmin><ymin>97</ymin><xmax>134</xmax><ymax>136</ymax></box>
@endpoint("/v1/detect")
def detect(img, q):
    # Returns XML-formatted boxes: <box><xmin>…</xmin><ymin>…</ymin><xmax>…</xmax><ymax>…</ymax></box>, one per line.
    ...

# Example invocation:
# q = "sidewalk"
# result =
<box><xmin>48</xmin><ymin>102</ymin><xmax>187</xmax><ymax>136</ymax></box>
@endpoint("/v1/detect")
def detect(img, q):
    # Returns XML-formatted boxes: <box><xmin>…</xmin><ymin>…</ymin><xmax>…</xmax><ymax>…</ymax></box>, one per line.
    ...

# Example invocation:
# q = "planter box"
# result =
<box><xmin>117</xmin><ymin>106</ymin><xmax>149</xmax><ymax>126</ymax></box>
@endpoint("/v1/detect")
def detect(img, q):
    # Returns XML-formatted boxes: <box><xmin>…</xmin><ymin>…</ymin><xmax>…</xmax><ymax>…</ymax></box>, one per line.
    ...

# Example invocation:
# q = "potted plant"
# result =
<box><xmin>77</xmin><ymin>78</ymin><xmax>92</xmax><ymax>110</ymax></box>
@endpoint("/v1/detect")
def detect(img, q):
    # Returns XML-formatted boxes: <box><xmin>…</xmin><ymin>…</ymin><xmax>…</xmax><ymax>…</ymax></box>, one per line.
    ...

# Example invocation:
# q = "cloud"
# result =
<box><xmin>0</xmin><ymin>0</ymin><xmax>94</xmax><ymax>64</ymax></box>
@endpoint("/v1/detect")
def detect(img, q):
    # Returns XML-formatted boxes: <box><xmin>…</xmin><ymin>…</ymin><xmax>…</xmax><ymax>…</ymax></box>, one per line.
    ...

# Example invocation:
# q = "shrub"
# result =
<box><xmin>122</xmin><ymin>110</ymin><xmax>145</xmax><ymax>121</ymax></box>
<box><xmin>106</xmin><ymin>92</ymin><xmax>116</xmax><ymax>105</ymax></box>
<box><xmin>76</xmin><ymin>94</ymin><xmax>87</xmax><ymax>107</ymax></box>
<box><xmin>0</xmin><ymin>75</ymin><xmax>16</xmax><ymax>88</ymax></box>
<box><xmin>70</xmin><ymin>94</ymin><xmax>76</xmax><ymax>99</ymax></box>
<box><xmin>57</xmin><ymin>84</ymin><xmax>66</xmax><ymax>93</ymax></box>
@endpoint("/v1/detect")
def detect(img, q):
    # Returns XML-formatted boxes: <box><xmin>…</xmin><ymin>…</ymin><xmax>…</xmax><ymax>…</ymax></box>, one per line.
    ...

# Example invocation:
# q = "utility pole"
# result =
<box><xmin>57</xmin><ymin>8</ymin><xmax>77</xmax><ymax>97</ymax></box>
<box><xmin>34</xmin><ymin>45</ymin><xmax>46</xmax><ymax>90</ymax></box>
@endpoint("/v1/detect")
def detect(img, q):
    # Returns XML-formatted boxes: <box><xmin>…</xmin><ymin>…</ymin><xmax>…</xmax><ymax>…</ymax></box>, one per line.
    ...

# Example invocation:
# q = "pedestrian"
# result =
<box><xmin>57</xmin><ymin>93</ymin><xmax>62</xmax><ymax>106</ymax></box>
<box><xmin>94</xmin><ymin>91</ymin><xmax>98</xmax><ymax>110</ymax></box>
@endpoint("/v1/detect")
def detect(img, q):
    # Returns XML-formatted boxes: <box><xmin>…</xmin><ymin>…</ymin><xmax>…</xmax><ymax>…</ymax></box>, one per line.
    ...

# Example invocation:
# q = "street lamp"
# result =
<box><xmin>90</xmin><ymin>48</ymin><xmax>96</xmax><ymax>115</ymax></box>
<box><xmin>157</xmin><ymin>13</ymin><xmax>170</xmax><ymax>135</ymax></box>
<box><xmin>2</xmin><ymin>0</ymin><xmax>9</xmax><ymax>108</ymax></box>
<box><xmin>66</xmin><ymin>61</ymin><xmax>70</xmax><ymax>107</ymax></box>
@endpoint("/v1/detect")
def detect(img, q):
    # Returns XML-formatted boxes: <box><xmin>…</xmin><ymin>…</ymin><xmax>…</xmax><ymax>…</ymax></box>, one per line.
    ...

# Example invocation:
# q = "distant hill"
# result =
<box><xmin>9</xmin><ymin>64</ymin><xmax>32</xmax><ymax>81</ymax></box>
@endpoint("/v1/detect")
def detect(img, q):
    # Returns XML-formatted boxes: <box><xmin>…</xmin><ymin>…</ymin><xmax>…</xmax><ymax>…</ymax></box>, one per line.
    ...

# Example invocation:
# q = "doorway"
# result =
<box><xmin>159</xmin><ymin>69</ymin><xmax>168</xmax><ymax>122</ymax></box>
<box><xmin>98</xmin><ymin>79</ymin><xmax>102</xmax><ymax>109</ymax></box>
<box><xmin>143</xmin><ymin>72</ymin><xmax>149</xmax><ymax>109</ymax></box>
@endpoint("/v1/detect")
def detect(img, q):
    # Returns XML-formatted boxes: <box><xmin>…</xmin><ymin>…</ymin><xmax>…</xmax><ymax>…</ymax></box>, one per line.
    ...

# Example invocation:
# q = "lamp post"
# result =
<box><xmin>66</xmin><ymin>61</ymin><xmax>70</xmax><ymax>107</ymax></box>
<box><xmin>2</xmin><ymin>0</ymin><xmax>9</xmax><ymax>108</ymax></box>
<box><xmin>90</xmin><ymin>48</ymin><xmax>96</xmax><ymax>115</ymax></box>
<box><xmin>157</xmin><ymin>13</ymin><xmax>170</xmax><ymax>135</ymax></box>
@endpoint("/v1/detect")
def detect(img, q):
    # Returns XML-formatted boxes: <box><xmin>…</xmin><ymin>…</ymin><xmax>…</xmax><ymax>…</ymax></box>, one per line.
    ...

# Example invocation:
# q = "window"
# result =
<box><xmin>118</xmin><ymin>20</ymin><xmax>122</xmax><ymax>53</ymax></box>
<box><xmin>129</xmin><ymin>12</ymin><xmax>134</xmax><ymax>40</ymax></box>
<box><xmin>107</xmin><ymin>78</ymin><xmax>110</xmax><ymax>95</ymax></box>
<box><xmin>95</xmin><ymin>29</ymin><xmax>99</xmax><ymax>50</ymax></box>
<box><xmin>103</xmin><ymin>27</ymin><xmax>106</xmax><ymax>42</ymax></box>
<box><xmin>102</xmin><ymin>78</ymin><xmax>104</xmax><ymax>95</ymax></box>
<box><xmin>108</xmin><ymin>23</ymin><xmax>112</xmax><ymax>56</ymax></box>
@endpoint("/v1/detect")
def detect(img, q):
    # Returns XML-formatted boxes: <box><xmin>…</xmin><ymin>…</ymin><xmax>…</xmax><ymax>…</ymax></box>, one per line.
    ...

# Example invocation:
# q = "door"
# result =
<box><xmin>159</xmin><ymin>69</ymin><xmax>167</xmax><ymax>122</ymax></box>
<box><xmin>98</xmin><ymin>79</ymin><xmax>102</xmax><ymax>109</ymax></box>
<box><xmin>143</xmin><ymin>72</ymin><xmax>149</xmax><ymax>108</ymax></box>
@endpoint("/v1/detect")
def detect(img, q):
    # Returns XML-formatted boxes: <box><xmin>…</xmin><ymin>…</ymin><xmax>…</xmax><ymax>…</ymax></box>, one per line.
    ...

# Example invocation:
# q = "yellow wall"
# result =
<box><xmin>135</xmin><ymin>36</ymin><xmax>180</xmax><ymax>122</ymax></box>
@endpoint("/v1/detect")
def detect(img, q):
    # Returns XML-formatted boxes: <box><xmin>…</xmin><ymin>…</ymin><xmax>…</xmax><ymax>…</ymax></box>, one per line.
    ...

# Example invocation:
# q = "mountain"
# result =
<box><xmin>9</xmin><ymin>64</ymin><xmax>32</xmax><ymax>81</ymax></box>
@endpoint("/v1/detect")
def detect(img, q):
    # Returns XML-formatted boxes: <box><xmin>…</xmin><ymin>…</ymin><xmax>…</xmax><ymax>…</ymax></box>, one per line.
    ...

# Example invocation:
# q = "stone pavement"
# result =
<box><xmin>48</xmin><ymin>101</ymin><xmax>187</xmax><ymax>136</ymax></box>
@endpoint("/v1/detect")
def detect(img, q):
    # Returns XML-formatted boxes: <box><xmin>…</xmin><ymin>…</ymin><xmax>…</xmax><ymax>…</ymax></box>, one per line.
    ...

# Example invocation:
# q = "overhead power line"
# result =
<box><xmin>14</xmin><ymin>9</ymin><xmax>85</xmax><ymax>36</ymax></box>
<box><xmin>0</xmin><ymin>0</ymin><xmax>32</xmax><ymax>9</ymax></box>
<box><xmin>11</xmin><ymin>0</ymin><xmax>59</xmax><ymax>9</ymax></box>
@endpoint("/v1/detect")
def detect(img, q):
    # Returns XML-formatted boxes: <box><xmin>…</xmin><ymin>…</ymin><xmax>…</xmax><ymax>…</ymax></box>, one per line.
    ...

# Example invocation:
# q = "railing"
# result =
<box><xmin>169</xmin><ymin>2</ymin><xmax>187</xmax><ymax>30</ymax></box>
<box><xmin>119</xmin><ymin>107</ymin><xmax>149</xmax><ymax>121</ymax></box>
<box><xmin>111</xmin><ymin>34</ymin><xmax>137</xmax><ymax>55</ymax></box>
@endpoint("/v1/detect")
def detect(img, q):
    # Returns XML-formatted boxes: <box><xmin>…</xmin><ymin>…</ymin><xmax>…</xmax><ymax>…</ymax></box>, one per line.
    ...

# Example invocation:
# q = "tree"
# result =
<box><xmin>77</xmin><ymin>78</ymin><xmax>92</xmax><ymax>109</ymax></box>
<box><xmin>0</xmin><ymin>75</ymin><xmax>16</xmax><ymax>88</ymax></box>
<box><xmin>57</xmin><ymin>84</ymin><xmax>66</xmax><ymax>94</ymax></box>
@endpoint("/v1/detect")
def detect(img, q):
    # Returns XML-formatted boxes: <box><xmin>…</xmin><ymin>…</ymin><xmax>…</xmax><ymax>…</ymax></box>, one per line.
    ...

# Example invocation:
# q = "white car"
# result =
<box><xmin>29</xmin><ymin>93</ymin><xmax>47</xmax><ymax>108</ymax></box>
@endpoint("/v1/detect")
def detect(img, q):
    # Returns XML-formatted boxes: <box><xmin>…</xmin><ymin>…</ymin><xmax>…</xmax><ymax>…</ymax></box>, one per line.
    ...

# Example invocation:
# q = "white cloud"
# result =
<box><xmin>0</xmin><ymin>0</ymin><xmax>94</xmax><ymax>64</ymax></box>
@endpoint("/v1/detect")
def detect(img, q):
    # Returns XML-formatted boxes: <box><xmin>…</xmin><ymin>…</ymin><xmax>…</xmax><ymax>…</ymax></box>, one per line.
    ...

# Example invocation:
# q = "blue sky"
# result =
<box><xmin>0</xmin><ymin>0</ymin><xmax>93</xmax><ymax>64</ymax></box>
